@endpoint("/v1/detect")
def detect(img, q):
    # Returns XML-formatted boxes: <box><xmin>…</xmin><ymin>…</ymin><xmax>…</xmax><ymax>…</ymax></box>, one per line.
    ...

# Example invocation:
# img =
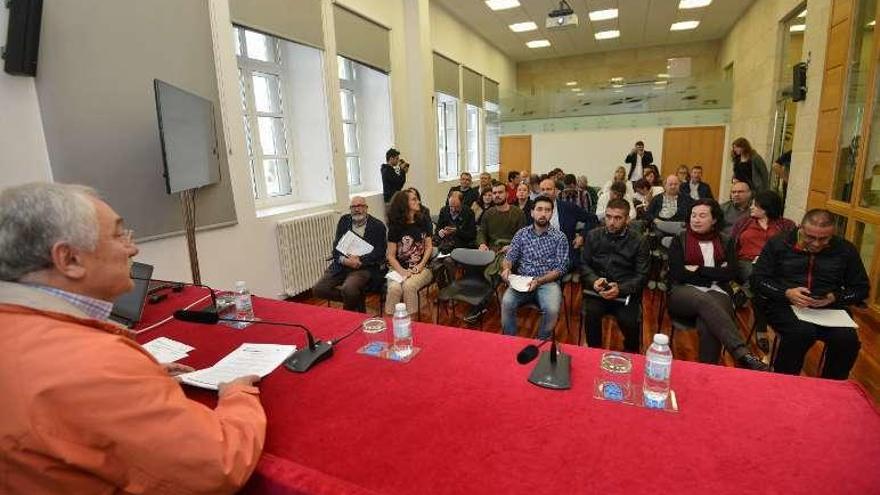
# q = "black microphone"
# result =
<box><xmin>131</xmin><ymin>275</ymin><xmax>218</xmax><ymax>311</ymax></box>
<box><xmin>516</xmin><ymin>335</ymin><xmax>552</xmax><ymax>364</ymax></box>
<box><xmin>172</xmin><ymin>310</ymin><xmax>333</xmax><ymax>373</ymax></box>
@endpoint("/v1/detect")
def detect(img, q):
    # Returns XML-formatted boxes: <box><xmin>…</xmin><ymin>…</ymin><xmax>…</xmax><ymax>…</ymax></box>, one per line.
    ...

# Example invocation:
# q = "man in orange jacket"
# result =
<box><xmin>0</xmin><ymin>183</ymin><xmax>266</xmax><ymax>494</ymax></box>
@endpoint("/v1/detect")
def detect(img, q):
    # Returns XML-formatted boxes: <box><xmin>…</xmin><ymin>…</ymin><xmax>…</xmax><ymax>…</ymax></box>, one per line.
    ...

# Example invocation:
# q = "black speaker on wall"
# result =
<box><xmin>3</xmin><ymin>0</ymin><xmax>43</xmax><ymax>76</ymax></box>
<box><xmin>792</xmin><ymin>62</ymin><xmax>808</xmax><ymax>102</ymax></box>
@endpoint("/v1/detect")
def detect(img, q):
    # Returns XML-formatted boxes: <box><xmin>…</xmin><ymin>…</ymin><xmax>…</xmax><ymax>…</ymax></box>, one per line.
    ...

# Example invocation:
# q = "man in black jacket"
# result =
<box><xmin>312</xmin><ymin>196</ymin><xmax>387</xmax><ymax>312</ymax></box>
<box><xmin>752</xmin><ymin>209</ymin><xmax>869</xmax><ymax>379</ymax></box>
<box><xmin>680</xmin><ymin>165</ymin><xmax>714</xmax><ymax>201</ymax></box>
<box><xmin>581</xmin><ymin>199</ymin><xmax>650</xmax><ymax>352</ymax></box>
<box><xmin>646</xmin><ymin>175</ymin><xmax>692</xmax><ymax>224</ymax></box>
<box><xmin>624</xmin><ymin>140</ymin><xmax>654</xmax><ymax>181</ymax></box>
<box><xmin>381</xmin><ymin>148</ymin><xmax>408</xmax><ymax>203</ymax></box>
<box><xmin>434</xmin><ymin>191</ymin><xmax>477</xmax><ymax>253</ymax></box>
<box><xmin>446</xmin><ymin>172</ymin><xmax>479</xmax><ymax>208</ymax></box>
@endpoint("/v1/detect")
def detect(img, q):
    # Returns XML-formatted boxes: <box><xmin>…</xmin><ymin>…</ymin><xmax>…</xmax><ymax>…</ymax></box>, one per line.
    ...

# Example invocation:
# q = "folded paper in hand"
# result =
<box><xmin>336</xmin><ymin>231</ymin><xmax>374</xmax><ymax>257</ymax></box>
<box><xmin>791</xmin><ymin>306</ymin><xmax>858</xmax><ymax>328</ymax></box>
<box><xmin>178</xmin><ymin>343</ymin><xmax>296</xmax><ymax>390</ymax></box>
<box><xmin>508</xmin><ymin>274</ymin><xmax>534</xmax><ymax>292</ymax></box>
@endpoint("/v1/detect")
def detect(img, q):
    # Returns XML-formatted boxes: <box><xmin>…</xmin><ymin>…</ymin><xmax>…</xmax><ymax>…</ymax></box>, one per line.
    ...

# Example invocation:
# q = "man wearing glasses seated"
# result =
<box><xmin>313</xmin><ymin>196</ymin><xmax>387</xmax><ymax>312</ymax></box>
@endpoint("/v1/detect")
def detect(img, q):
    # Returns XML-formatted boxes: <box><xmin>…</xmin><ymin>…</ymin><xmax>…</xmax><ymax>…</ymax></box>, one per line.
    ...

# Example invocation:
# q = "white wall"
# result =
<box><xmin>0</xmin><ymin>5</ymin><xmax>52</xmax><ymax>188</ymax></box>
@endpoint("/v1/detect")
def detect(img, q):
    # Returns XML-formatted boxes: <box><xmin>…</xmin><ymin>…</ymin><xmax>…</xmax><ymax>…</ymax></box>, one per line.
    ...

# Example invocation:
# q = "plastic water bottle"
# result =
<box><xmin>234</xmin><ymin>281</ymin><xmax>255</xmax><ymax>321</ymax></box>
<box><xmin>643</xmin><ymin>333</ymin><xmax>672</xmax><ymax>409</ymax></box>
<box><xmin>391</xmin><ymin>303</ymin><xmax>413</xmax><ymax>358</ymax></box>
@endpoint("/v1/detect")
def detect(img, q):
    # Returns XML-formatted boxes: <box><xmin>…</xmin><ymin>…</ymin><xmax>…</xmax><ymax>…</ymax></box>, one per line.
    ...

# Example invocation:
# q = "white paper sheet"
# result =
<box><xmin>386</xmin><ymin>270</ymin><xmax>406</xmax><ymax>284</ymax></box>
<box><xmin>178</xmin><ymin>343</ymin><xmax>297</xmax><ymax>390</ymax></box>
<box><xmin>508</xmin><ymin>274</ymin><xmax>534</xmax><ymax>292</ymax></box>
<box><xmin>791</xmin><ymin>306</ymin><xmax>858</xmax><ymax>328</ymax></box>
<box><xmin>336</xmin><ymin>230</ymin><xmax>374</xmax><ymax>256</ymax></box>
<box><xmin>142</xmin><ymin>337</ymin><xmax>195</xmax><ymax>363</ymax></box>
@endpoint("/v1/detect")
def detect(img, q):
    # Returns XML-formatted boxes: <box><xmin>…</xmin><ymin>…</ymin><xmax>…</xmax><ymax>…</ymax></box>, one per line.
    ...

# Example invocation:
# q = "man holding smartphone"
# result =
<box><xmin>580</xmin><ymin>199</ymin><xmax>650</xmax><ymax>353</ymax></box>
<box><xmin>434</xmin><ymin>191</ymin><xmax>476</xmax><ymax>254</ymax></box>
<box><xmin>752</xmin><ymin>209</ymin><xmax>869</xmax><ymax>379</ymax></box>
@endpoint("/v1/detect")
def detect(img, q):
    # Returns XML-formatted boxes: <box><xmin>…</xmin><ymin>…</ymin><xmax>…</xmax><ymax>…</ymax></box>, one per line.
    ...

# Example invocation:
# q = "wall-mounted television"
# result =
<box><xmin>153</xmin><ymin>79</ymin><xmax>220</xmax><ymax>194</ymax></box>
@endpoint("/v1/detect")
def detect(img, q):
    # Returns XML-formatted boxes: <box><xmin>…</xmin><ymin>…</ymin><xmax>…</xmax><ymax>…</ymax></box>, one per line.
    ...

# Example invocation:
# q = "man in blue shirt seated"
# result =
<box><xmin>500</xmin><ymin>196</ymin><xmax>570</xmax><ymax>340</ymax></box>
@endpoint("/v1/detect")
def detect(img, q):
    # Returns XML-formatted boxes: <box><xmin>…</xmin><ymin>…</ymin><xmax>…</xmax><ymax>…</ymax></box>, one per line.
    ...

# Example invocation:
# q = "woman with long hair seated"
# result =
<box><xmin>514</xmin><ymin>182</ymin><xmax>534</xmax><ymax>219</ymax></box>
<box><xmin>472</xmin><ymin>186</ymin><xmax>494</xmax><ymax>224</ymax></box>
<box><xmin>385</xmin><ymin>190</ymin><xmax>433</xmax><ymax>316</ymax></box>
<box><xmin>602</xmin><ymin>166</ymin><xmax>635</xmax><ymax>201</ymax></box>
<box><xmin>730</xmin><ymin>190</ymin><xmax>796</xmax><ymax>351</ymax></box>
<box><xmin>667</xmin><ymin>199</ymin><xmax>768</xmax><ymax>370</ymax></box>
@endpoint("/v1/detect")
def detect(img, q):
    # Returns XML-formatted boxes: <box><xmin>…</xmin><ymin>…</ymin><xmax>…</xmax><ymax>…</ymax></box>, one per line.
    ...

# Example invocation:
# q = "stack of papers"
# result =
<box><xmin>791</xmin><ymin>306</ymin><xmax>858</xmax><ymax>328</ymax></box>
<box><xmin>142</xmin><ymin>337</ymin><xmax>194</xmax><ymax>363</ymax></box>
<box><xmin>177</xmin><ymin>343</ymin><xmax>297</xmax><ymax>390</ymax></box>
<box><xmin>336</xmin><ymin>231</ymin><xmax>374</xmax><ymax>256</ymax></box>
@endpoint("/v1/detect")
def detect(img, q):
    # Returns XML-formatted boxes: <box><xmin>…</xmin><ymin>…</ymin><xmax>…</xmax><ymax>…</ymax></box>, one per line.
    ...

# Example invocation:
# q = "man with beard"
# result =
<box><xmin>500</xmin><ymin>196</ymin><xmax>570</xmax><ymax>340</ymax></box>
<box><xmin>312</xmin><ymin>196</ymin><xmax>387</xmax><ymax>312</ymax></box>
<box><xmin>462</xmin><ymin>181</ymin><xmax>525</xmax><ymax>323</ymax></box>
<box><xmin>581</xmin><ymin>198</ymin><xmax>650</xmax><ymax>353</ymax></box>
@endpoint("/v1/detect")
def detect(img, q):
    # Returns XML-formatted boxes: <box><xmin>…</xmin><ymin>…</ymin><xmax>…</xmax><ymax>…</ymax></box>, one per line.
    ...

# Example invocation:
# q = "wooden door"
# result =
<box><xmin>500</xmin><ymin>135</ymin><xmax>531</xmax><ymax>181</ymax></box>
<box><xmin>661</xmin><ymin>126</ymin><xmax>727</xmax><ymax>197</ymax></box>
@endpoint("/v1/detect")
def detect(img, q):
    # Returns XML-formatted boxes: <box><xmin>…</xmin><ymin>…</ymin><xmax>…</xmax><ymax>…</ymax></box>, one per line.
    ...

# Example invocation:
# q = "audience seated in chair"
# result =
<box><xmin>538</xmin><ymin>178</ymin><xmax>596</xmax><ymax>267</ymax></box>
<box><xmin>464</xmin><ymin>181</ymin><xmax>526</xmax><ymax>323</ymax></box>
<box><xmin>680</xmin><ymin>165</ymin><xmax>714</xmax><ymax>201</ymax></box>
<box><xmin>385</xmin><ymin>190</ymin><xmax>433</xmax><ymax>316</ymax></box>
<box><xmin>500</xmin><ymin>196</ymin><xmax>570</xmax><ymax>340</ymax></box>
<box><xmin>719</xmin><ymin>179</ymin><xmax>753</xmax><ymax>237</ymax></box>
<box><xmin>447</xmin><ymin>171</ymin><xmax>479</xmax><ymax>209</ymax></box>
<box><xmin>581</xmin><ymin>198</ymin><xmax>650</xmax><ymax>353</ymax></box>
<box><xmin>513</xmin><ymin>182</ymin><xmax>534</xmax><ymax>219</ymax></box>
<box><xmin>730</xmin><ymin>190</ymin><xmax>795</xmax><ymax>350</ymax></box>
<box><xmin>312</xmin><ymin>196</ymin><xmax>387</xmax><ymax>312</ymax></box>
<box><xmin>0</xmin><ymin>183</ymin><xmax>265</xmax><ymax>493</ymax></box>
<box><xmin>597</xmin><ymin>180</ymin><xmax>637</xmax><ymax>223</ymax></box>
<box><xmin>666</xmin><ymin>199</ymin><xmax>767</xmax><ymax>370</ymax></box>
<box><xmin>751</xmin><ymin>209</ymin><xmax>869</xmax><ymax>379</ymax></box>
<box><xmin>646</xmin><ymin>175</ymin><xmax>693</xmax><ymax>225</ymax></box>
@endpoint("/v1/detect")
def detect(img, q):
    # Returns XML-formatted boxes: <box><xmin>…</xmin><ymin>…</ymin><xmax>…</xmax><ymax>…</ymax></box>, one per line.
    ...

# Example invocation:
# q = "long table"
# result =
<box><xmin>136</xmin><ymin>287</ymin><xmax>880</xmax><ymax>494</ymax></box>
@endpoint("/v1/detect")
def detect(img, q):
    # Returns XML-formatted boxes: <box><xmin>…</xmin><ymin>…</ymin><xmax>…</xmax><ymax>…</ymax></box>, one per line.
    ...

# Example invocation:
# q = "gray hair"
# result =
<box><xmin>0</xmin><ymin>182</ymin><xmax>100</xmax><ymax>281</ymax></box>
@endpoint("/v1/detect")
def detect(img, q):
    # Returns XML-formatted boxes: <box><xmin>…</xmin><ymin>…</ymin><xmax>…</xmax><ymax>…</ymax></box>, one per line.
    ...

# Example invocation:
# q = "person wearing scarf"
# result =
<box><xmin>666</xmin><ymin>199</ymin><xmax>768</xmax><ymax>370</ymax></box>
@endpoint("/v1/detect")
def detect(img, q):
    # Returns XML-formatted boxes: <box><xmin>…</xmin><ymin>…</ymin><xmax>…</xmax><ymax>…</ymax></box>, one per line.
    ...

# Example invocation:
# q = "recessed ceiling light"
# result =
<box><xmin>670</xmin><ymin>20</ymin><xmax>700</xmax><ymax>31</ymax></box>
<box><xmin>655</xmin><ymin>80</ymin><xmax>668</xmax><ymax>85</ymax></box>
<box><xmin>565</xmin><ymin>81</ymin><xmax>578</xmax><ymax>86</ymax></box>
<box><xmin>657</xmin><ymin>73</ymin><xmax>670</xmax><ymax>78</ymax></box>
<box><xmin>611</xmin><ymin>83</ymin><xmax>624</xmax><ymax>88</ymax></box>
<box><xmin>868</xmin><ymin>20</ymin><xmax>876</xmax><ymax>27</ymax></box>
<box><xmin>789</xmin><ymin>24</ymin><xmax>805</xmax><ymax>32</ymax></box>
<box><xmin>798</xmin><ymin>9</ymin><xmax>807</xmax><ymax>18</ymax></box>
<box><xmin>509</xmin><ymin>21</ymin><xmax>537</xmax><ymax>32</ymax></box>
<box><xmin>613</xmin><ymin>89</ymin><xmax>624</xmax><ymax>93</ymax></box>
<box><xmin>576</xmin><ymin>92</ymin><xmax>585</xmax><ymax>96</ymax></box>
<box><xmin>485</xmin><ymin>0</ymin><xmax>520</xmax><ymax>11</ymax></box>
<box><xmin>594</xmin><ymin>30</ymin><xmax>620</xmax><ymax>40</ymax></box>
<box><xmin>570</xmin><ymin>87</ymin><xmax>581</xmax><ymax>92</ymax></box>
<box><xmin>526</xmin><ymin>39</ymin><xmax>551</xmax><ymax>48</ymax></box>
<box><xmin>588</xmin><ymin>9</ymin><xmax>618</xmax><ymax>21</ymax></box>
<box><xmin>678</xmin><ymin>0</ymin><xmax>712</xmax><ymax>9</ymax></box>
<box><xmin>610</xmin><ymin>76</ymin><xmax>624</xmax><ymax>83</ymax></box>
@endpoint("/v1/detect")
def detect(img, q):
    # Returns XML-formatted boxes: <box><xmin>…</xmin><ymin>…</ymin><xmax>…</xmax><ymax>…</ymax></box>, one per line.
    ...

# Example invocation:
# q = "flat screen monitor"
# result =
<box><xmin>153</xmin><ymin>79</ymin><xmax>220</xmax><ymax>194</ymax></box>
<box><xmin>111</xmin><ymin>262</ymin><xmax>154</xmax><ymax>328</ymax></box>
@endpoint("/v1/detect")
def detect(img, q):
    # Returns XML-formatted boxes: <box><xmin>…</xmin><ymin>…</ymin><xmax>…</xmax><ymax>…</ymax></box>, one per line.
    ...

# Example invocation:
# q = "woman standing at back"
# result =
<box><xmin>731</xmin><ymin>137</ymin><xmax>769</xmax><ymax>193</ymax></box>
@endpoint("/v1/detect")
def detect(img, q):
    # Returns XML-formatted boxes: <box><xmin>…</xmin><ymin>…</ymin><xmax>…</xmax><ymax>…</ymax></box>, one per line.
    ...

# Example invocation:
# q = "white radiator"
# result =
<box><xmin>276</xmin><ymin>211</ymin><xmax>338</xmax><ymax>297</ymax></box>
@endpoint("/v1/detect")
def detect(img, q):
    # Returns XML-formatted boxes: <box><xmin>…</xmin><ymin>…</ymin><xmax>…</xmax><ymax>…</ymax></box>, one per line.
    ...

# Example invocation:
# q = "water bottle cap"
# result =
<box><xmin>653</xmin><ymin>333</ymin><xmax>669</xmax><ymax>346</ymax></box>
<box><xmin>394</xmin><ymin>303</ymin><xmax>407</xmax><ymax>313</ymax></box>
<box><xmin>234</xmin><ymin>281</ymin><xmax>247</xmax><ymax>290</ymax></box>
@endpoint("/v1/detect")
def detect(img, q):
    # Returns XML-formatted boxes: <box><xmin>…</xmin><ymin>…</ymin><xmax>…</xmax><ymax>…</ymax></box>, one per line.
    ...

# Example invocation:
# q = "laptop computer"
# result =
<box><xmin>110</xmin><ymin>262</ymin><xmax>154</xmax><ymax>327</ymax></box>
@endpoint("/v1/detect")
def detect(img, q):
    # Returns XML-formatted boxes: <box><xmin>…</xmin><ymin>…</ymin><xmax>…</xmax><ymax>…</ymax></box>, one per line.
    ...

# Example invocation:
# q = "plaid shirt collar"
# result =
<box><xmin>27</xmin><ymin>284</ymin><xmax>114</xmax><ymax>321</ymax></box>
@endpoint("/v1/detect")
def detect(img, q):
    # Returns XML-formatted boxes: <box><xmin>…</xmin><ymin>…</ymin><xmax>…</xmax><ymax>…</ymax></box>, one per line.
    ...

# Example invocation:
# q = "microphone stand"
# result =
<box><xmin>527</xmin><ymin>327</ymin><xmax>571</xmax><ymax>390</ymax></box>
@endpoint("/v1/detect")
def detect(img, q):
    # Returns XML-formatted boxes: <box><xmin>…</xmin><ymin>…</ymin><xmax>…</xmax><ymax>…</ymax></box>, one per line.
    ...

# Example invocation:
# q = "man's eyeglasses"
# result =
<box><xmin>350</xmin><ymin>204</ymin><xmax>367</xmax><ymax>210</ymax></box>
<box><xmin>117</xmin><ymin>229</ymin><xmax>135</xmax><ymax>245</ymax></box>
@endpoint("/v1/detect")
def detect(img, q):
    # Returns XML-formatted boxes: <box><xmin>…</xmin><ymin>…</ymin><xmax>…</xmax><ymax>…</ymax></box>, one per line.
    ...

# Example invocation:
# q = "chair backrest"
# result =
<box><xmin>655</xmin><ymin>220</ymin><xmax>685</xmax><ymax>236</ymax></box>
<box><xmin>451</xmin><ymin>248</ymin><xmax>495</xmax><ymax>267</ymax></box>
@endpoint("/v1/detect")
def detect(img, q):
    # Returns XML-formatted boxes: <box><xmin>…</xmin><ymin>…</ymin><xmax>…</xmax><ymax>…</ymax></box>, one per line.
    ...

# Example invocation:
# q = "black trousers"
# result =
<box><xmin>583</xmin><ymin>295</ymin><xmax>641</xmax><ymax>353</ymax></box>
<box><xmin>312</xmin><ymin>267</ymin><xmax>372</xmax><ymax>312</ymax></box>
<box><xmin>667</xmin><ymin>285</ymin><xmax>748</xmax><ymax>364</ymax></box>
<box><xmin>765</xmin><ymin>304</ymin><xmax>861</xmax><ymax>380</ymax></box>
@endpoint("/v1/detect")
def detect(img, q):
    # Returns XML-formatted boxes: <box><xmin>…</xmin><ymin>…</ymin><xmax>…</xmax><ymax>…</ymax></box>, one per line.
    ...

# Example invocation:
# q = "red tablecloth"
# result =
<box><xmin>136</xmin><ymin>288</ymin><xmax>880</xmax><ymax>494</ymax></box>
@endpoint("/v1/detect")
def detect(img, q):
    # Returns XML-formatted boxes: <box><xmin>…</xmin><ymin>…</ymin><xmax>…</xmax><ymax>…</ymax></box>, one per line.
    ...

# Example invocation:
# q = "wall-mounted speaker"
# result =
<box><xmin>3</xmin><ymin>0</ymin><xmax>43</xmax><ymax>76</ymax></box>
<box><xmin>792</xmin><ymin>62</ymin><xmax>808</xmax><ymax>102</ymax></box>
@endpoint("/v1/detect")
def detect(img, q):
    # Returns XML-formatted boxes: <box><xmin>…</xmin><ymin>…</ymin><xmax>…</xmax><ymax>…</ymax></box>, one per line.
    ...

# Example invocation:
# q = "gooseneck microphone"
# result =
<box><xmin>516</xmin><ymin>335</ymin><xmax>552</xmax><ymax>365</ymax></box>
<box><xmin>173</xmin><ymin>310</ymin><xmax>333</xmax><ymax>373</ymax></box>
<box><xmin>517</xmin><ymin>327</ymin><xmax>571</xmax><ymax>390</ymax></box>
<box><xmin>131</xmin><ymin>276</ymin><xmax>218</xmax><ymax>311</ymax></box>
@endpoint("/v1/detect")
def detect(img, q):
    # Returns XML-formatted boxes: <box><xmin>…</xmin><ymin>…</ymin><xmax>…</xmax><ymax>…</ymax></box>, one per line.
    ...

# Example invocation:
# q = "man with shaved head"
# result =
<box><xmin>313</xmin><ymin>195</ymin><xmax>387</xmax><ymax>312</ymax></box>
<box><xmin>752</xmin><ymin>209</ymin><xmax>869</xmax><ymax>379</ymax></box>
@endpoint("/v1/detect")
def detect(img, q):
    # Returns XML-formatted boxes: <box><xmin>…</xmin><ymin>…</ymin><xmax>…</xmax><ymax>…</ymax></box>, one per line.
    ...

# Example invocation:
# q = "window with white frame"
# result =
<box><xmin>338</xmin><ymin>57</ymin><xmax>361</xmax><ymax>188</ymax></box>
<box><xmin>437</xmin><ymin>92</ymin><xmax>459</xmax><ymax>181</ymax></box>
<box><xmin>465</xmin><ymin>104</ymin><xmax>481</xmax><ymax>174</ymax></box>
<box><xmin>484</xmin><ymin>101</ymin><xmax>500</xmax><ymax>172</ymax></box>
<box><xmin>235</xmin><ymin>27</ymin><xmax>294</xmax><ymax>202</ymax></box>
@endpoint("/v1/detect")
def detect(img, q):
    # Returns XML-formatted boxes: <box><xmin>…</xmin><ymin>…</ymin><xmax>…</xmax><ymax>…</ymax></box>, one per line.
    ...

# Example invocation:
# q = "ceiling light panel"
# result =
<box><xmin>526</xmin><ymin>39</ymin><xmax>551</xmax><ymax>48</ymax></box>
<box><xmin>509</xmin><ymin>21</ymin><xmax>537</xmax><ymax>32</ymax></box>
<box><xmin>594</xmin><ymin>30</ymin><xmax>620</xmax><ymax>40</ymax></box>
<box><xmin>678</xmin><ymin>0</ymin><xmax>712</xmax><ymax>9</ymax></box>
<box><xmin>588</xmin><ymin>9</ymin><xmax>618</xmax><ymax>21</ymax></box>
<box><xmin>670</xmin><ymin>21</ymin><xmax>700</xmax><ymax>31</ymax></box>
<box><xmin>789</xmin><ymin>24</ymin><xmax>805</xmax><ymax>32</ymax></box>
<box><xmin>485</xmin><ymin>0</ymin><xmax>520</xmax><ymax>11</ymax></box>
<box><xmin>565</xmin><ymin>81</ymin><xmax>578</xmax><ymax>86</ymax></box>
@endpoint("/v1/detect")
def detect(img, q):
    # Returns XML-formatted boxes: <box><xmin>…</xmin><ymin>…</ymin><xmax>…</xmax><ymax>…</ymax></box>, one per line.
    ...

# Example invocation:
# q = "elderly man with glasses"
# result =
<box><xmin>312</xmin><ymin>196</ymin><xmax>388</xmax><ymax>312</ymax></box>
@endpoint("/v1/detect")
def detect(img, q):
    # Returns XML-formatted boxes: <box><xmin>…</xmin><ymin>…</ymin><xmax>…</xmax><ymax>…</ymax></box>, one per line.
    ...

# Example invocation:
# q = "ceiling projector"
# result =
<box><xmin>546</xmin><ymin>0</ymin><xmax>578</xmax><ymax>29</ymax></box>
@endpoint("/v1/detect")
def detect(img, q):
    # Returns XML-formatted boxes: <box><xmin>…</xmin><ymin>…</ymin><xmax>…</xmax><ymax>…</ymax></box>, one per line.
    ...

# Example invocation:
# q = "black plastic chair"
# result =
<box><xmin>435</xmin><ymin>248</ymin><xmax>498</xmax><ymax>328</ymax></box>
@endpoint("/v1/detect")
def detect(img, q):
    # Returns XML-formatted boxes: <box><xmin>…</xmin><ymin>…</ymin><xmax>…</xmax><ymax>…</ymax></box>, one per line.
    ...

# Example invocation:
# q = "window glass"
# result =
<box><xmin>263</xmin><ymin>159</ymin><xmax>293</xmax><ymax>197</ymax></box>
<box><xmin>252</xmin><ymin>73</ymin><xmax>282</xmax><ymax>113</ymax></box>
<box><xmin>466</xmin><ymin>104</ymin><xmax>480</xmax><ymax>174</ymax></box>
<box><xmin>854</xmin><ymin>222</ymin><xmax>877</xmax><ymax>275</ymax></box>
<box><xmin>245</xmin><ymin>30</ymin><xmax>275</xmax><ymax>62</ymax></box>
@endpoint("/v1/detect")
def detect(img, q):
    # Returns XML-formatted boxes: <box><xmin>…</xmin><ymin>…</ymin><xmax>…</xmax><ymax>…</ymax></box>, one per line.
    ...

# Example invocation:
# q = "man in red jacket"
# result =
<box><xmin>0</xmin><ymin>182</ymin><xmax>266</xmax><ymax>494</ymax></box>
